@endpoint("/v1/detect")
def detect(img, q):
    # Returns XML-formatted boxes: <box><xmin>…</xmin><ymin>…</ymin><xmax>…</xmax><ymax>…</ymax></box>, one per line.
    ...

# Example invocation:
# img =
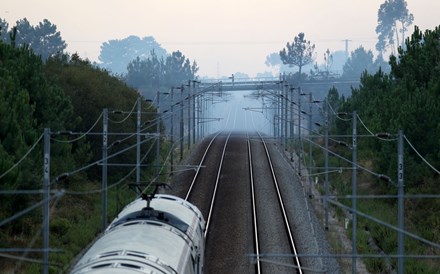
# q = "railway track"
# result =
<box><xmin>169</xmin><ymin>130</ymin><xmax>308</xmax><ymax>273</ymax></box>
<box><xmin>248</xmin><ymin>132</ymin><xmax>303</xmax><ymax>273</ymax></box>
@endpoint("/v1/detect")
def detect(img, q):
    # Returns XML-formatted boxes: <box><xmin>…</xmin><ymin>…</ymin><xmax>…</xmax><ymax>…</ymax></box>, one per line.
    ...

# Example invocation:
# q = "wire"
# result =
<box><xmin>404</xmin><ymin>135</ymin><xmax>440</xmax><ymax>175</ymax></box>
<box><xmin>303</xmin><ymin>136</ymin><xmax>385</xmax><ymax>179</ymax></box>
<box><xmin>52</xmin><ymin>136</ymin><xmax>157</xmax><ymax>182</ymax></box>
<box><xmin>108</xmin><ymin>99</ymin><xmax>138</xmax><ymax>124</ymax></box>
<box><xmin>0</xmin><ymin>190</ymin><xmax>64</xmax><ymax>228</ymax></box>
<box><xmin>13</xmin><ymin>191</ymin><xmax>64</xmax><ymax>272</ymax></box>
<box><xmin>0</xmin><ymin>133</ymin><xmax>43</xmax><ymax>180</ymax></box>
<box><xmin>356</xmin><ymin>114</ymin><xmax>397</xmax><ymax>141</ymax></box>
<box><xmin>65</xmin><ymin>136</ymin><xmax>157</xmax><ymax>195</ymax></box>
<box><xmin>51</xmin><ymin>112</ymin><xmax>103</xmax><ymax>143</ymax></box>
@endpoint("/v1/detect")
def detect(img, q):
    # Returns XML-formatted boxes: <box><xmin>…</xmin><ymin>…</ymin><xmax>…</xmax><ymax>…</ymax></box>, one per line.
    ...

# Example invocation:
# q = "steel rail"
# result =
<box><xmin>204</xmin><ymin>132</ymin><xmax>232</xmax><ymax>238</ymax></box>
<box><xmin>184</xmin><ymin>131</ymin><xmax>223</xmax><ymax>201</ymax></box>
<box><xmin>257</xmin><ymin>131</ymin><xmax>303</xmax><ymax>273</ymax></box>
<box><xmin>247</xmin><ymin>135</ymin><xmax>262</xmax><ymax>274</ymax></box>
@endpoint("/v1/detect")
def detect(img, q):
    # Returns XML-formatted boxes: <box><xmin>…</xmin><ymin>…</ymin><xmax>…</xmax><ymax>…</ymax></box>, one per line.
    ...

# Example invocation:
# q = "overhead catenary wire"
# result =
<box><xmin>51</xmin><ymin>112</ymin><xmax>103</xmax><ymax>143</ymax></box>
<box><xmin>108</xmin><ymin>99</ymin><xmax>138</xmax><ymax>124</ymax></box>
<box><xmin>12</xmin><ymin>191</ymin><xmax>64</xmax><ymax>272</ymax></box>
<box><xmin>404</xmin><ymin>135</ymin><xmax>440</xmax><ymax>175</ymax></box>
<box><xmin>0</xmin><ymin>133</ymin><xmax>43</xmax><ymax>180</ymax></box>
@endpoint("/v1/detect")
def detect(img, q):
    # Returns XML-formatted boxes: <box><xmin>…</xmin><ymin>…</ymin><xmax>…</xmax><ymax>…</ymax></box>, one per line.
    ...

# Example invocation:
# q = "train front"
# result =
<box><xmin>70</xmin><ymin>194</ymin><xmax>205</xmax><ymax>274</ymax></box>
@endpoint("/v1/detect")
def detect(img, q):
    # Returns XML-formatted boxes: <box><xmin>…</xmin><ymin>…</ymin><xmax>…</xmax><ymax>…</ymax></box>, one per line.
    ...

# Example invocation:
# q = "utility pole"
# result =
<box><xmin>102</xmin><ymin>109</ymin><xmax>108</xmax><ymax>232</ymax></box>
<box><xmin>397</xmin><ymin>130</ymin><xmax>405</xmax><ymax>274</ymax></box>
<box><xmin>342</xmin><ymin>39</ymin><xmax>352</xmax><ymax>58</ymax></box>
<box><xmin>180</xmin><ymin>85</ymin><xmax>184</xmax><ymax>161</ymax></box>
<box><xmin>43</xmin><ymin>128</ymin><xmax>50</xmax><ymax>274</ymax></box>
<box><xmin>308</xmin><ymin>93</ymin><xmax>313</xmax><ymax>198</ymax></box>
<box><xmin>298</xmin><ymin>87</ymin><xmax>302</xmax><ymax>176</ymax></box>
<box><xmin>188</xmin><ymin>80</ymin><xmax>191</xmax><ymax>150</ymax></box>
<box><xmin>170</xmin><ymin>88</ymin><xmax>174</xmax><ymax>175</ymax></box>
<box><xmin>324</xmin><ymin>99</ymin><xmax>329</xmax><ymax>230</ymax></box>
<box><xmin>156</xmin><ymin>91</ymin><xmax>161</xmax><ymax>177</ymax></box>
<box><xmin>352</xmin><ymin>111</ymin><xmax>358</xmax><ymax>273</ymax></box>
<box><xmin>136</xmin><ymin>97</ymin><xmax>141</xmax><ymax>183</ymax></box>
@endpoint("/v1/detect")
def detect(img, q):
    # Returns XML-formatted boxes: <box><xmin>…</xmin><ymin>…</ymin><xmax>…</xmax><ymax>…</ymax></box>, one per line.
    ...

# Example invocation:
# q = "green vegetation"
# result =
<box><xmin>318</xmin><ymin>25</ymin><xmax>440</xmax><ymax>272</ymax></box>
<box><xmin>0</xmin><ymin>34</ymin><xmax>158</xmax><ymax>272</ymax></box>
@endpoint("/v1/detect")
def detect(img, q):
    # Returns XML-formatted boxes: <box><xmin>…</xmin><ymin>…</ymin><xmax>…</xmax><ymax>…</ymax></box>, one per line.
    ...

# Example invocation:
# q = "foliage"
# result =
<box><xmin>342</xmin><ymin>46</ymin><xmax>390</xmax><ymax>80</ymax></box>
<box><xmin>0</xmin><ymin>35</ymin><xmax>159</xmax><ymax>272</ymax></box>
<box><xmin>329</xmin><ymin>25</ymin><xmax>440</xmax><ymax>271</ymax></box>
<box><xmin>279</xmin><ymin>32</ymin><xmax>315</xmax><ymax>76</ymax></box>
<box><xmin>1</xmin><ymin>17</ymin><xmax>66</xmax><ymax>61</ymax></box>
<box><xmin>376</xmin><ymin>0</ymin><xmax>414</xmax><ymax>55</ymax></box>
<box><xmin>98</xmin><ymin>35</ymin><xmax>167</xmax><ymax>75</ymax></box>
<box><xmin>125</xmin><ymin>50</ymin><xmax>198</xmax><ymax>98</ymax></box>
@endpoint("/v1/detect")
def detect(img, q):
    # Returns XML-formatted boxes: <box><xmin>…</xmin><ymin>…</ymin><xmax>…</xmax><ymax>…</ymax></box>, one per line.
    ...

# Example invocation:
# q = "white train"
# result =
<box><xmin>70</xmin><ymin>194</ymin><xmax>205</xmax><ymax>274</ymax></box>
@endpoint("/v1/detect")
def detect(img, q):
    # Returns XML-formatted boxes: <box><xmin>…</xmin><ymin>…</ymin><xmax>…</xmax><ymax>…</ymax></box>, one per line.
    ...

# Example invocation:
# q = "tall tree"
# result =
<box><xmin>33</xmin><ymin>19</ymin><xmax>66</xmax><ymax>60</ymax></box>
<box><xmin>376</xmin><ymin>0</ymin><xmax>414</xmax><ymax>55</ymax></box>
<box><xmin>5</xmin><ymin>18</ymin><xmax>66</xmax><ymax>61</ymax></box>
<box><xmin>99</xmin><ymin>35</ymin><xmax>167</xmax><ymax>75</ymax></box>
<box><xmin>342</xmin><ymin>46</ymin><xmax>375</xmax><ymax>80</ymax></box>
<box><xmin>279</xmin><ymin>32</ymin><xmax>315</xmax><ymax>77</ymax></box>
<box><xmin>0</xmin><ymin>18</ymin><xmax>9</xmax><ymax>43</ymax></box>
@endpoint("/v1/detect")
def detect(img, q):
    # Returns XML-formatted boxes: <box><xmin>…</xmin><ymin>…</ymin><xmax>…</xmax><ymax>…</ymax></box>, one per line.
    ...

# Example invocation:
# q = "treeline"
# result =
<box><xmin>0</xmin><ymin>31</ymin><xmax>156</xmax><ymax>272</ymax></box>
<box><xmin>332</xmin><ymin>25</ymin><xmax>440</xmax><ymax>188</ymax></box>
<box><xmin>124</xmin><ymin>50</ymin><xmax>199</xmax><ymax>98</ymax></box>
<box><xmin>328</xmin><ymin>25</ymin><xmax>440</xmax><ymax>271</ymax></box>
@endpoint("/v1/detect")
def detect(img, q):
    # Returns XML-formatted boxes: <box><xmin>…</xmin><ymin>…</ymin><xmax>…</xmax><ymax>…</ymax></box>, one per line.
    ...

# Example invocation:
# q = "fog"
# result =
<box><xmin>205</xmin><ymin>90</ymin><xmax>273</xmax><ymax>135</ymax></box>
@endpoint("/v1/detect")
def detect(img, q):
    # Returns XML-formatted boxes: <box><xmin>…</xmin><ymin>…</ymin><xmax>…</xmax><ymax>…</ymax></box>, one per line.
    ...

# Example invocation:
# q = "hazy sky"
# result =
<box><xmin>2</xmin><ymin>0</ymin><xmax>439</xmax><ymax>77</ymax></box>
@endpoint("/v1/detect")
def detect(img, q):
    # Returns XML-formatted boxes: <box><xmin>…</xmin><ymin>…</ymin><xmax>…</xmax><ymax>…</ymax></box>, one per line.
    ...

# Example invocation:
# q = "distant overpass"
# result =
<box><xmin>198</xmin><ymin>77</ymin><xmax>359</xmax><ymax>95</ymax></box>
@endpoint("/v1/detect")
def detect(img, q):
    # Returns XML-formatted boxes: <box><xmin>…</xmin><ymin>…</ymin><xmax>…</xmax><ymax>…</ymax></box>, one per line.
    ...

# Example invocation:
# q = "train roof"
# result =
<box><xmin>71</xmin><ymin>222</ymin><xmax>193</xmax><ymax>274</ymax></box>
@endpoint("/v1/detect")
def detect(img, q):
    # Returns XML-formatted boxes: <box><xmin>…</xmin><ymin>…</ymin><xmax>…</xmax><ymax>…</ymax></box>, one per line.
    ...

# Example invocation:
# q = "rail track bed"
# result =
<box><xmin>170</xmin><ymin>131</ymin><xmax>341</xmax><ymax>273</ymax></box>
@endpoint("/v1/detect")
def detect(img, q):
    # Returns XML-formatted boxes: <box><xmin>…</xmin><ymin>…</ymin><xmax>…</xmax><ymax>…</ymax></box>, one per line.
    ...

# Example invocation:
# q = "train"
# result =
<box><xmin>70</xmin><ymin>192</ymin><xmax>206</xmax><ymax>274</ymax></box>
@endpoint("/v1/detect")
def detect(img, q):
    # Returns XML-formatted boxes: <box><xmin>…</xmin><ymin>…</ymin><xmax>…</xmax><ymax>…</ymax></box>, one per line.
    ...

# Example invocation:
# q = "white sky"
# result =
<box><xmin>2</xmin><ymin>0</ymin><xmax>439</xmax><ymax>77</ymax></box>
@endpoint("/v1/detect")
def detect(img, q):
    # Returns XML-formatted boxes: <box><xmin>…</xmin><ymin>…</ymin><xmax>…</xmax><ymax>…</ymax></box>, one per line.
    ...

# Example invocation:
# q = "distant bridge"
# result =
<box><xmin>199</xmin><ymin>77</ymin><xmax>360</xmax><ymax>97</ymax></box>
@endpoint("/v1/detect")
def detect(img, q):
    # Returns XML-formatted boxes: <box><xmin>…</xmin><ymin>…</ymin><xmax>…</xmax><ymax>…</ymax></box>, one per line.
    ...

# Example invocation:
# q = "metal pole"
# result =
<box><xmin>352</xmin><ymin>111</ymin><xmax>357</xmax><ymax>273</ymax></box>
<box><xmin>279</xmin><ymin>83</ymin><xmax>284</xmax><ymax>146</ymax></box>
<box><xmin>308</xmin><ymin>93</ymin><xmax>313</xmax><ymax>198</ymax></box>
<box><xmin>136</xmin><ymin>97</ymin><xmax>141</xmax><ymax>183</ymax></box>
<box><xmin>324</xmin><ymin>99</ymin><xmax>329</xmax><ymax>230</ymax></box>
<box><xmin>188</xmin><ymin>81</ymin><xmax>191</xmax><ymax>150</ymax></box>
<box><xmin>156</xmin><ymin>91</ymin><xmax>161</xmax><ymax>177</ymax></box>
<box><xmin>180</xmin><ymin>85</ymin><xmax>184</xmax><ymax>161</ymax></box>
<box><xmin>298</xmin><ymin>87</ymin><xmax>302</xmax><ymax>176</ymax></box>
<box><xmin>284</xmin><ymin>84</ymin><xmax>288</xmax><ymax>148</ymax></box>
<box><xmin>290</xmin><ymin>87</ymin><xmax>294</xmax><ymax>161</ymax></box>
<box><xmin>43</xmin><ymin>128</ymin><xmax>50</xmax><ymax>274</ymax></box>
<box><xmin>102</xmin><ymin>108</ymin><xmax>108</xmax><ymax>231</ymax></box>
<box><xmin>192</xmin><ymin>81</ymin><xmax>197</xmax><ymax>144</ymax></box>
<box><xmin>397</xmin><ymin>130</ymin><xmax>405</xmax><ymax>274</ymax></box>
<box><xmin>170</xmin><ymin>89</ymin><xmax>174</xmax><ymax>175</ymax></box>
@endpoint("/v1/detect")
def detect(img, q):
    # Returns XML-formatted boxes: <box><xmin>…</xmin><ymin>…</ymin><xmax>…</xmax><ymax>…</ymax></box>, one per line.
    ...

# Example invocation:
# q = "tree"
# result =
<box><xmin>376</xmin><ymin>0</ymin><xmax>414</xmax><ymax>55</ymax></box>
<box><xmin>342</xmin><ymin>46</ymin><xmax>375</xmax><ymax>80</ymax></box>
<box><xmin>33</xmin><ymin>19</ymin><xmax>66</xmax><ymax>60</ymax></box>
<box><xmin>323</xmin><ymin>48</ymin><xmax>333</xmax><ymax>77</ymax></box>
<box><xmin>125</xmin><ymin>50</ymin><xmax>198</xmax><ymax>98</ymax></box>
<box><xmin>3</xmin><ymin>18</ymin><xmax>66</xmax><ymax>61</ymax></box>
<box><xmin>279</xmin><ymin>32</ymin><xmax>315</xmax><ymax>77</ymax></box>
<box><xmin>0</xmin><ymin>17</ymin><xmax>9</xmax><ymax>43</ymax></box>
<box><xmin>99</xmin><ymin>35</ymin><xmax>167</xmax><ymax>75</ymax></box>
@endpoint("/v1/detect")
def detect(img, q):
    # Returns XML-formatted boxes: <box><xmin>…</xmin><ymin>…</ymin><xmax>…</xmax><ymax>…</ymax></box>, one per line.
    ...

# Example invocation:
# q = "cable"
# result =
<box><xmin>13</xmin><ymin>191</ymin><xmax>64</xmax><ymax>272</ymax></box>
<box><xmin>404</xmin><ymin>135</ymin><xmax>440</xmax><ymax>175</ymax></box>
<box><xmin>53</xmin><ymin>136</ymin><xmax>157</xmax><ymax>183</ymax></box>
<box><xmin>51</xmin><ymin>112</ymin><xmax>103</xmax><ymax>143</ymax></box>
<box><xmin>108</xmin><ymin>99</ymin><xmax>138</xmax><ymax>124</ymax></box>
<box><xmin>303</xmin><ymin>136</ymin><xmax>386</xmax><ymax>179</ymax></box>
<box><xmin>0</xmin><ymin>190</ymin><xmax>64</xmax><ymax>228</ymax></box>
<box><xmin>356</xmin><ymin>114</ymin><xmax>397</xmax><ymax>141</ymax></box>
<box><xmin>0</xmin><ymin>133</ymin><xmax>43</xmax><ymax>180</ymax></box>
